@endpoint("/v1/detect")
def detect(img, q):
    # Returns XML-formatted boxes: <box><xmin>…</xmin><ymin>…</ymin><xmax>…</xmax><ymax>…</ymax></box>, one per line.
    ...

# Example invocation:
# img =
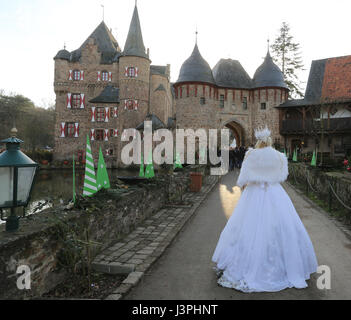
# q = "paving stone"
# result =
<box><xmin>128</xmin><ymin>258</ymin><xmax>143</xmax><ymax>265</ymax></box>
<box><xmin>122</xmin><ymin>271</ymin><xmax>144</xmax><ymax>285</ymax></box>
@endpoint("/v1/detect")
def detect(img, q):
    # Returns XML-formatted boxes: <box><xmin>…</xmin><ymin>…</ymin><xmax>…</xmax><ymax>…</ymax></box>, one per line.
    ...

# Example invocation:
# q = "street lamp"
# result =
<box><xmin>0</xmin><ymin>128</ymin><xmax>39</xmax><ymax>232</ymax></box>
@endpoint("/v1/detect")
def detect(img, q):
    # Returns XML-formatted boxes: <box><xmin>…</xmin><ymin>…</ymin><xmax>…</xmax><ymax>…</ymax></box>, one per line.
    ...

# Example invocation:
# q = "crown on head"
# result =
<box><xmin>254</xmin><ymin>126</ymin><xmax>271</xmax><ymax>142</ymax></box>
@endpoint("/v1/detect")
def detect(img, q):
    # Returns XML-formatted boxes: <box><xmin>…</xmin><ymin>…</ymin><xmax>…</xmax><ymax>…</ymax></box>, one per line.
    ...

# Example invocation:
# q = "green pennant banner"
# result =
<box><xmin>83</xmin><ymin>135</ymin><xmax>98</xmax><ymax>197</ymax></box>
<box><xmin>145</xmin><ymin>152</ymin><xmax>155</xmax><ymax>178</ymax></box>
<box><xmin>311</xmin><ymin>150</ymin><xmax>317</xmax><ymax>167</ymax></box>
<box><xmin>97</xmin><ymin>147</ymin><xmax>110</xmax><ymax>190</ymax></box>
<box><xmin>174</xmin><ymin>152</ymin><xmax>183</xmax><ymax>169</ymax></box>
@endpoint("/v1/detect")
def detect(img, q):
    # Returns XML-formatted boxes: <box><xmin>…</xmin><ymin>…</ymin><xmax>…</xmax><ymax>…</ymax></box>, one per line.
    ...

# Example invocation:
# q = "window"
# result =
<box><xmin>96</xmin><ymin>107</ymin><xmax>105</xmax><ymax>122</ymax></box>
<box><xmin>261</xmin><ymin>102</ymin><xmax>266</xmax><ymax>110</ymax></box>
<box><xmin>107</xmin><ymin>149</ymin><xmax>113</xmax><ymax>156</ymax></box>
<box><xmin>200</xmin><ymin>97</ymin><xmax>206</xmax><ymax>105</ymax></box>
<box><xmin>72</xmin><ymin>94</ymin><xmax>81</xmax><ymax>109</ymax></box>
<box><xmin>126</xmin><ymin>100</ymin><xmax>135</xmax><ymax>111</ymax></box>
<box><xmin>65</xmin><ymin>123</ymin><xmax>75</xmax><ymax>138</ymax></box>
<box><xmin>219</xmin><ymin>95</ymin><xmax>225</xmax><ymax>108</ymax></box>
<box><xmin>95</xmin><ymin>129</ymin><xmax>104</xmax><ymax>141</ymax></box>
<box><xmin>110</xmin><ymin>129</ymin><xmax>115</xmax><ymax>137</ymax></box>
<box><xmin>73</xmin><ymin>70</ymin><xmax>80</xmax><ymax>81</ymax></box>
<box><xmin>101</xmin><ymin>71</ymin><xmax>109</xmax><ymax>81</ymax></box>
<box><xmin>232</xmin><ymin>103</ymin><xmax>236</xmax><ymax>110</ymax></box>
<box><xmin>242</xmin><ymin>97</ymin><xmax>247</xmax><ymax>110</ymax></box>
<box><xmin>128</xmin><ymin>67</ymin><xmax>136</xmax><ymax>77</ymax></box>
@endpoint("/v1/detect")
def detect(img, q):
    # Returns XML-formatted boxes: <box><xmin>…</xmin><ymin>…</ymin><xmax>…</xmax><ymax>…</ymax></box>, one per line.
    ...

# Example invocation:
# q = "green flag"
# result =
<box><xmin>145</xmin><ymin>152</ymin><xmax>155</xmax><ymax>178</ymax></box>
<box><xmin>174</xmin><ymin>151</ymin><xmax>183</xmax><ymax>169</ymax></box>
<box><xmin>139</xmin><ymin>152</ymin><xmax>145</xmax><ymax>177</ymax></box>
<box><xmin>83</xmin><ymin>135</ymin><xmax>98</xmax><ymax>197</ymax></box>
<box><xmin>97</xmin><ymin>147</ymin><xmax>110</xmax><ymax>190</ymax></box>
<box><xmin>73</xmin><ymin>154</ymin><xmax>76</xmax><ymax>204</ymax></box>
<box><xmin>293</xmin><ymin>148</ymin><xmax>298</xmax><ymax>162</ymax></box>
<box><xmin>311</xmin><ymin>150</ymin><xmax>317</xmax><ymax>167</ymax></box>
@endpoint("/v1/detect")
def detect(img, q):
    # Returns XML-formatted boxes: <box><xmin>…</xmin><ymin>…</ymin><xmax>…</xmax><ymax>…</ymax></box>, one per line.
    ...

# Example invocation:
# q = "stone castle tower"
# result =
<box><xmin>53</xmin><ymin>4</ymin><xmax>174</xmax><ymax>168</ymax></box>
<box><xmin>174</xmin><ymin>43</ymin><xmax>289</xmax><ymax>148</ymax></box>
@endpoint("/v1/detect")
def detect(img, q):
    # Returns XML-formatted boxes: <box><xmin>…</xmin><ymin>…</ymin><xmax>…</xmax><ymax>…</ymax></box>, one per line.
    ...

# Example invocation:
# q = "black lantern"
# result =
<box><xmin>0</xmin><ymin>128</ymin><xmax>39</xmax><ymax>232</ymax></box>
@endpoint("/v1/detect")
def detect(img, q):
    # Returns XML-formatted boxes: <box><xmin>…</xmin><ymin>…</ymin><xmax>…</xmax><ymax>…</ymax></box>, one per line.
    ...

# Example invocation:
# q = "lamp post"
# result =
<box><xmin>0</xmin><ymin>128</ymin><xmax>39</xmax><ymax>232</ymax></box>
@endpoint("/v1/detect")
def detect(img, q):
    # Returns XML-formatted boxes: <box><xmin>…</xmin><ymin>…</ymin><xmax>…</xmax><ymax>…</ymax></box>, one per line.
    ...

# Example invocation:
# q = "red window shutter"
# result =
<box><xmin>134</xmin><ymin>100</ymin><xmax>138</xmax><ymax>110</ymax></box>
<box><xmin>80</xmin><ymin>94</ymin><xmax>85</xmax><ymax>109</ymax></box>
<box><xmin>91</xmin><ymin>107</ymin><xmax>96</xmax><ymax>122</ymax></box>
<box><xmin>113</xmin><ymin>107</ymin><xmax>118</xmax><ymax>118</ymax></box>
<box><xmin>104</xmin><ymin>129</ymin><xmax>109</xmax><ymax>141</ymax></box>
<box><xmin>135</xmin><ymin>67</ymin><xmax>139</xmax><ymax>77</ymax></box>
<box><xmin>97</xmin><ymin>71</ymin><xmax>101</xmax><ymax>81</ymax></box>
<box><xmin>114</xmin><ymin>129</ymin><xmax>119</xmax><ymax>137</ymax></box>
<box><xmin>74</xmin><ymin>123</ymin><xmax>79</xmax><ymax>138</ymax></box>
<box><xmin>69</xmin><ymin>70</ymin><xmax>73</xmax><ymax>81</ymax></box>
<box><xmin>232</xmin><ymin>90</ymin><xmax>235</xmax><ymax>101</ymax></box>
<box><xmin>124</xmin><ymin>100</ymin><xmax>128</xmax><ymax>110</ymax></box>
<box><xmin>80</xmin><ymin>71</ymin><xmax>84</xmax><ymax>81</ymax></box>
<box><xmin>209</xmin><ymin>87</ymin><xmax>212</xmax><ymax>98</ymax></box>
<box><xmin>125</xmin><ymin>67</ymin><xmax>128</xmax><ymax>77</ymax></box>
<box><xmin>90</xmin><ymin>129</ymin><xmax>95</xmax><ymax>141</ymax></box>
<box><xmin>67</xmin><ymin>93</ymin><xmax>72</xmax><ymax>108</ymax></box>
<box><xmin>105</xmin><ymin>107</ymin><xmax>110</xmax><ymax>122</ymax></box>
<box><xmin>60</xmin><ymin>122</ymin><xmax>66</xmax><ymax>138</ymax></box>
<box><xmin>180</xmin><ymin>87</ymin><xmax>183</xmax><ymax>98</ymax></box>
<box><xmin>108</xmin><ymin>72</ymin><xmax>112</xmax><ymax>82</ymax></box>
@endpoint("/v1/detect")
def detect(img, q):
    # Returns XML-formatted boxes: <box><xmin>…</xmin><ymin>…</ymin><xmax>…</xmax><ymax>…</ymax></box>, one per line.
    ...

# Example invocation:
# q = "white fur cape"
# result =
<box><xmin>236</xmin><ymin>147</ymin><xmax>288</xmax><ymax>188</ymax></box>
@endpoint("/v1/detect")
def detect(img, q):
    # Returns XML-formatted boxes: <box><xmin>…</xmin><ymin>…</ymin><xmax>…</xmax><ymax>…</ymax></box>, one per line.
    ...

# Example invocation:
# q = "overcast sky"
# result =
<box><xmin>1</xmin><ymin>0</ymin><xmax>351</xmax><ymax>108</ymax></box>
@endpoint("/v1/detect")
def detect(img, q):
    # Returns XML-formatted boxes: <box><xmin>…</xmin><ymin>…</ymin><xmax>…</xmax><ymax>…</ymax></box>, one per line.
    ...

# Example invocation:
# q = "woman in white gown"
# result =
<box><xmin>212</xmin><ymin>127</ymin><xmax>318</xmax><ymax>293</ymax></box>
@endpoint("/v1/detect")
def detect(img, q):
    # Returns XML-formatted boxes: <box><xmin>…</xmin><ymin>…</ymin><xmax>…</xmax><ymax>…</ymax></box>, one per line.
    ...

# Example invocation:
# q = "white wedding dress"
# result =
<box><xmin>212</xmin><ymin>147</ymin><xmax>318</xmax><ymax>292</ymax></box>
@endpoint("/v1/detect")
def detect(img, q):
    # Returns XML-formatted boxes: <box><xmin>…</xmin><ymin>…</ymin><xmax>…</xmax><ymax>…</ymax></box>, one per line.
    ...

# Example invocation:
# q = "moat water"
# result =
<box><xmin>0</xmin><ymin>169</ymin><xmax>138</xmax><ymax>224</ymax></box>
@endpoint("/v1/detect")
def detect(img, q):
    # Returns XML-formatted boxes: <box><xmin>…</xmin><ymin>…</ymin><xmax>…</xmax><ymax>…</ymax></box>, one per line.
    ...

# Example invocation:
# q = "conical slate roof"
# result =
<box><xmin>123</xmin><ymin>5</ymin><xmax>148</xmax><ymax>59</ymax></box>
<box><xmin>66</xmin><ymin>21</ymin><xmax>121</xmax><ymax>63</ymax></box>
<box><xmin>253</xmin><ymin>51</ymin><xmax>288</xmax><ymax>89</ymax></box>
<box><xmin>176</xmin><ymin>44</ymin><xmax>215</xmax><ymax>84</ymax></box>
<box><xmin>54</xmin><ymin>49</ymin><xmax>70</xmax><ymax>61</ymax></box>
<box><xmin>213</xmin><ymin>59</ymin><xmax>253</xmax><ymax>88</ymax></box>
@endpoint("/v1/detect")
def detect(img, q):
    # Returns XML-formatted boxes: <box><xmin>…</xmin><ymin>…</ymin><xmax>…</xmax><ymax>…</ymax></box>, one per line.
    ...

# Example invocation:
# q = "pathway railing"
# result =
<box><xmin>288</xmin><ymin>163</ymin><xmax>351</xmax><ymax>220</ymax></box>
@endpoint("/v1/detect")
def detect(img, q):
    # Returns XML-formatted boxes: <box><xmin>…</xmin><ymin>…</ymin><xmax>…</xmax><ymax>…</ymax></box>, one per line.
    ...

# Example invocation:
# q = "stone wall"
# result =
<box><xmin>288</xmin><ymin>162</ymin><xmax>351</xmax><ymax>211</ymax></box>
<box><xmin>0</xmin><ymin>166</ymin><xmax>209</xmax><ymax>299</ymax></box>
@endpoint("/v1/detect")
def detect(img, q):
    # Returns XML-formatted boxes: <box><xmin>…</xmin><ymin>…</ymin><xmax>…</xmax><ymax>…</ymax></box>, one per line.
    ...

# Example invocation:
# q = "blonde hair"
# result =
<box><xmin>255</xmin><ymin>136</ymin><xmax>272</xmax><ymax>149</ymax></box>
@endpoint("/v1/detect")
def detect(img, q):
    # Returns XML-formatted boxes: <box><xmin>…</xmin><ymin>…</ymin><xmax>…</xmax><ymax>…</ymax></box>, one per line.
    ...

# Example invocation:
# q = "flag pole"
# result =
<box><xmin>73</xmin><ymin>154</ymin><xmax>76</xmax><ymax>204</ymax></box>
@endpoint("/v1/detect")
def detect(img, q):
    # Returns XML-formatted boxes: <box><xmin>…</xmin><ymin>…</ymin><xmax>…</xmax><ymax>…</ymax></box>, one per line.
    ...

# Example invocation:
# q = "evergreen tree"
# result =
<box><xmin>271</xmin><ymin>22</ymin><xmax>305</xmax><ymax>99</ymax></box>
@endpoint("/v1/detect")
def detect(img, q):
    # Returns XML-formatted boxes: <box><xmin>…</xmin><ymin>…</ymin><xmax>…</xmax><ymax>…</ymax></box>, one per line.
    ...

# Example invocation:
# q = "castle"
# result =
<box><xmin>53</xmin><ymin>4</ymin><xmax>289</xmax><ymax>167</ymax></box>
